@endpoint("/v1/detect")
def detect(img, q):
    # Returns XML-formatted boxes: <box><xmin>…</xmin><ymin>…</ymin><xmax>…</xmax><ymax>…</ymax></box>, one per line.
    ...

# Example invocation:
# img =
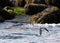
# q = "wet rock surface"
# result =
<box><xmin>5</xmin><ymin>15</ymin><xmax>32</xmax><ymax>23</ymax></box>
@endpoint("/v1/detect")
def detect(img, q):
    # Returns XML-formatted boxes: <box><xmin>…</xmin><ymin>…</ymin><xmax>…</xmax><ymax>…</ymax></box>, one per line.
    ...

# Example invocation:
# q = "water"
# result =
<box><xmin>0</xmin><ymin>15</ymin><xmax>60</xmax><ymax>43</ymax></box>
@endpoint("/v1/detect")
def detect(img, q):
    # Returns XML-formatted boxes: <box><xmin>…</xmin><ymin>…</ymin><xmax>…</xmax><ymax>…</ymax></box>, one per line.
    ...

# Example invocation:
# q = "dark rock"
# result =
<box><xmin>42</xmin><ymin>10</ymin><xmax>60</xmax><ymax>23</ymax></box>
<box><xmin>0</xmin><ymin>16</ymin><xmax>5</xmax><ymax>22</ymax></box>
<box><xmin>33</xmin><ymin>0</ymin><xmax>60</xmax><ymax>8</ymax></box>
<box><xmin>0</xmin><ymin>0</ymin><xmax>14</xmax><ymax>22</ymax></box>
<box><xmin>0</xmin><ymin>7</ymin><xmax>15</xmax><ymax>20</ymax></box>
<box><xmin>34</xmin><ymin>0</ymin><xmax>46</xmax><ymax>4</ymax></box>
<box><xmin>0</xmin><ymin>0</ymin><xmax>14</xmax><ymax>8</ymax></box>
<box><xmin>18</xmin><ymin>0</ymin><xmax>26</xmax><ymax>7</ymax></box>
<box><xmin>25</xmin><ymin>5</ymin><xmax>47</xmax><ymax>15</ymax></box>
<box><xmin>51</xmin><ymin>0</ymin><xmax>60</xmax><ymax>8</ymax></box>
